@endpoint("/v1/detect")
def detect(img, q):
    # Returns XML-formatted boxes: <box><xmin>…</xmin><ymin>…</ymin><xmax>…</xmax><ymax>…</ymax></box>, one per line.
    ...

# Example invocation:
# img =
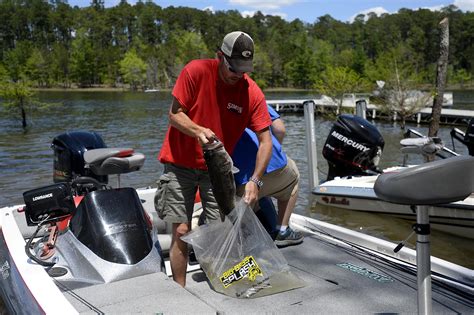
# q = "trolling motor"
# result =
<box><xmin>450</xmin><ymin>118</ymin><xmax>474</xmax><ymax>156</ymax></box>
<box><xmin>322</xmin><ymin>114</ymin><xmax>385</xmax><ymax>180</ymax></box>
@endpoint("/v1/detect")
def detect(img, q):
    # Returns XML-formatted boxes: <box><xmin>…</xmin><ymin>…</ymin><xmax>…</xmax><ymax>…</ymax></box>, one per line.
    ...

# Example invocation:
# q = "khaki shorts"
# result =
<box><xmin>236</xmin><ymin>157</ymin><xmax>299</xmax><ymax>201</ymax></box>
<box><xmin>154</xmin><ymin>163</ymin><xmax>221</xmax><ymax>224</ymax></box>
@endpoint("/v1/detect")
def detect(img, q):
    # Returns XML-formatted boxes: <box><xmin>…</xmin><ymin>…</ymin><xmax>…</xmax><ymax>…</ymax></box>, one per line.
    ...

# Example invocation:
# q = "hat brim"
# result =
<box><xmin>228</xmin><ymin>57</ymin><xmax>254</xmax><ymax>73</ymax></box>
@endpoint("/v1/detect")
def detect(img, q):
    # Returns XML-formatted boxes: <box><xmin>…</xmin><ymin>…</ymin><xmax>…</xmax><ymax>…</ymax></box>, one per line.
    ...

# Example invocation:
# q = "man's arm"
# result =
<box><xmin>169</xmin><ymin>97</ymin><xmax>215</xmax><ymax>145</ymax></box>
<box><xmin>271</xmin><ymin>117</ymin><xmax>286</xmax><ymax>144</ymax></box>
<box><xmin>243</xmin><ymin>127</ymin><xmax>272</xmax><ymax>205</ymax></box>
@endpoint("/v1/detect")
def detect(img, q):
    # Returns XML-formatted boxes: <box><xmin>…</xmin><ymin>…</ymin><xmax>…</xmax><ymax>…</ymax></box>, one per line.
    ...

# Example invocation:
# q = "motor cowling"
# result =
<box><xmin>323</xmin><ymin>114</ymin><xmax>385</xmax><ymax>180</ymax></box>
<box><xmin>52</xmin><ymin>131</ymin><xmax>108</xmax><ymax>184</ymax></box>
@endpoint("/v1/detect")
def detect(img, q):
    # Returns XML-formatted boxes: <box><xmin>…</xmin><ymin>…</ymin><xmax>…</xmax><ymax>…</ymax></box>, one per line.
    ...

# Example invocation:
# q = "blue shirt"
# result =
<box><xmin>232</xmin><ymin>105</ymin><xmax>288</xmax><ymax>185</ymax></box>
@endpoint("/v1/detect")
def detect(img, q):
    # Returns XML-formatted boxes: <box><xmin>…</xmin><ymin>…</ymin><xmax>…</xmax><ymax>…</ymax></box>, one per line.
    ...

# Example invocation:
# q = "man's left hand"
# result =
<box><xmin>243</xmin><ymin>181</ymin><xmax>259</xmax><ymax>206</ymax></box>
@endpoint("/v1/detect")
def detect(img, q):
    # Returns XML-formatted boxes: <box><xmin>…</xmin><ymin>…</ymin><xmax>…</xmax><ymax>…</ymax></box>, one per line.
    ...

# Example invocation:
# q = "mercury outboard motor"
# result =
<box><xmin>323</xmin><ymin>114</ymin><xmax>385</xmax><ymax>180</ymax></box>
<box><xmin>52</xmin><ymin>131</ymin><xmax>108</xmax><ymax>185</ymax></box>
<box><xmin>450</xmin><ymin>118</ymin><xmax>474</xmax><ymax>156</ymax></box>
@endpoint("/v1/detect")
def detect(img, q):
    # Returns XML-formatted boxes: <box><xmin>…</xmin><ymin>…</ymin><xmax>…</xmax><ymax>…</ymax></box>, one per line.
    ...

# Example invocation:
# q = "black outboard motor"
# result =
<box><xmin>69</xmin><ymin>188</ymin><xmax>153</xmax><ymax>265</ymax></box>
<box><xmin>450</xmin><ymin>118</ymin><xmax>474</xmax><ymax>156</ymax></box>
<box><xmin>52</xmin><ymin>131</ymin><xmax>108</xmax><ymax>185</ymax></box>
<box><xmin>323</xmin><ymin>114</ymin><xmax>385</xmax><ymax>181</ymax></box>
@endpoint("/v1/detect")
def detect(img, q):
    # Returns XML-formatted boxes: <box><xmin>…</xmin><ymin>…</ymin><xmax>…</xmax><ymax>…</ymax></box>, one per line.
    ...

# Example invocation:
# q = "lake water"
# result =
<box><xmin>0</xmin><ymin>90</ymin><xmax>473</xmax><ymax>269</ymax></box>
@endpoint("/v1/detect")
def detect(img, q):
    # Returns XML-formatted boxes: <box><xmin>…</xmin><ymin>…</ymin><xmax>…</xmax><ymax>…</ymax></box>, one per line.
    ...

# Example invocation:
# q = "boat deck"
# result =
<box><xmin>64</xmin><ymin>229</ymin><xmax>472</xmax><ymax>314</ymax></box>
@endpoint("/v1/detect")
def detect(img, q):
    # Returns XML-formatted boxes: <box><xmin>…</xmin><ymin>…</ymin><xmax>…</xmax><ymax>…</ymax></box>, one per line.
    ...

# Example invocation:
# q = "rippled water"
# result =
<box><xmin>0</xmin><ymin>90</ymin><xmax>473</xmax><ymax>268</ymax></box>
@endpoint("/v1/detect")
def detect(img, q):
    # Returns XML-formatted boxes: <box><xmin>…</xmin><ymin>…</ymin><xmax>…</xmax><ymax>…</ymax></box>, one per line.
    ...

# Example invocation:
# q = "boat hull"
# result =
<box><xmin>1</xmin><ymin>188</ymin><xmax>472</xmax><ymax>314</ymax></box>
<box><xmin>313</xmin><ymin>175</ymin><xmax>474</xmax><ymax>239</ymax></box>
<box><xmin>0</xmin><ymin>227</ymin><xmax>45</xmax><ymax>314</ymax></box>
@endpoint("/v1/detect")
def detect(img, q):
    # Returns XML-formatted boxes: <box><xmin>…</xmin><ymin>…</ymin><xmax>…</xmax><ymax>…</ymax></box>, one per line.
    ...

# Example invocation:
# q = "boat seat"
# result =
<box><xmin>374</xmin><ymin>155</ymin><xmax>474</xmax><ymax>205</ymax></box>
<box><xmin>399</xmin><ymin>137</ymin><xmax>443</xmax><ymax>156</ymax></box>
<box><xmin>84</xmin><ymin>148</ymin><xmax>145</xmax><ymax>176</ymax></box>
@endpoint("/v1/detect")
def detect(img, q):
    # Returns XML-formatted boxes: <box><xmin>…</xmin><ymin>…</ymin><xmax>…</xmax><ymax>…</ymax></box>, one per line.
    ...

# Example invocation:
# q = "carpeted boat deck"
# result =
<box><xmin>64</xmin><ymin>234</ymin><xmax>472</xmax><ymax>314</ymax></box>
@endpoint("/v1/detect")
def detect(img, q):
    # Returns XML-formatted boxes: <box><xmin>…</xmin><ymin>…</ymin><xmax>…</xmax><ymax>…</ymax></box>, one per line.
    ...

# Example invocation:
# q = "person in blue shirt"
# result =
<box><xmin>232</xmin><ymin>105</ymin><xmax>303</xmax><ymax>247</ymax></box>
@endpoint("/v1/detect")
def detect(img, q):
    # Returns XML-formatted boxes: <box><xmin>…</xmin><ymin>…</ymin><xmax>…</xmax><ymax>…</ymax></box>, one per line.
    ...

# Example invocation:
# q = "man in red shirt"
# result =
<box><xmin>155</xmin><ymin>31</ymin><xmax>272</xmax><ymax>287</ymax></box>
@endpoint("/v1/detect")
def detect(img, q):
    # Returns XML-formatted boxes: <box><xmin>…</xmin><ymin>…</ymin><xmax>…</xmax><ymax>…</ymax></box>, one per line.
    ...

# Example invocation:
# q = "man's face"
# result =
<box><xmin>220</xmin><ymin>54</ymin><xmax>245</xmax><ymax>85</ymax></box>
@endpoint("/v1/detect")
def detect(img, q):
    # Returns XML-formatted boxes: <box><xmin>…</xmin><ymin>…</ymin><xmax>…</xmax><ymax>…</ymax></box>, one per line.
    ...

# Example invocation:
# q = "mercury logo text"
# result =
<box><xmin>331</xmin><ymin>131</ymin><xmax>369</xmax><ymax>152</ymax></box>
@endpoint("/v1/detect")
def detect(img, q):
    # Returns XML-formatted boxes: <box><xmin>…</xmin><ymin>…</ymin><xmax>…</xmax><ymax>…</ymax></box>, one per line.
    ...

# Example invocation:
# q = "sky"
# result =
<box><xmin>67</xmin><ymin>0</ymin><xmax>474</xmax><ymax>23</ymax></box>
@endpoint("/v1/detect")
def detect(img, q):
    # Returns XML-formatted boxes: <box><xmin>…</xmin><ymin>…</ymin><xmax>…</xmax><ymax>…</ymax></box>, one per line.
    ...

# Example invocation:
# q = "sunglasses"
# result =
<box><xmin>223</xmin><ymin>55</ymin><xmax>238</xmax><ymax>74</ymax></box>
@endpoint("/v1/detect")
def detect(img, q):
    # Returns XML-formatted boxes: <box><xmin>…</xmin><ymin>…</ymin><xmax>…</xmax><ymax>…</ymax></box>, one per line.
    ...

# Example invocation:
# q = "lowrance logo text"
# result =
<box><xmin>32</xmin><ymin>193</ymin><xmax>53</xmax><ymax>202</ymax></box>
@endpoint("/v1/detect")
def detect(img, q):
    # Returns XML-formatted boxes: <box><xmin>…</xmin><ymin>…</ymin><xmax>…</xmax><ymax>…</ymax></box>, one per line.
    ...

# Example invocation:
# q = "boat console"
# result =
<box><xmin>21</xmin><ymin>131</ymin><xmax>164</xmax><ymax>286</ymax></box>
<box><xmin>374</xmin><ymin>155</ymin><xmax>474</xmax><ymax>314</ymax></box>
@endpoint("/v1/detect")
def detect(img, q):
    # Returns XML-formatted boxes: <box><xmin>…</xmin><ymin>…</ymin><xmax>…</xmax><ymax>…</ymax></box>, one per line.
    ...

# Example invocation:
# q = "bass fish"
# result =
<box><xmin>202</xmin><ymin>139</ymin><xmax>237</xmax><ymax>220</ymax></box>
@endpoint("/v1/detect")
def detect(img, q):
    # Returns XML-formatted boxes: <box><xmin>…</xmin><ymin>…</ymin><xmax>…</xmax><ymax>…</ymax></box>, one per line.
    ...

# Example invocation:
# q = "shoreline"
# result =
<box><xmin>33</xmin><ymin>85</ymin><xmax>474</xmax><ymax>93</ymax></box>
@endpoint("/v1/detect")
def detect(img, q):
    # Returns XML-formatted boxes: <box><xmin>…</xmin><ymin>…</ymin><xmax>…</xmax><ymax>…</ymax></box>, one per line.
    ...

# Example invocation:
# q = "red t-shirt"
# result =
<box><xmin>158</xmin><ymin>59</ymin><xmax>271</xmax><ymax>170</ymax></box>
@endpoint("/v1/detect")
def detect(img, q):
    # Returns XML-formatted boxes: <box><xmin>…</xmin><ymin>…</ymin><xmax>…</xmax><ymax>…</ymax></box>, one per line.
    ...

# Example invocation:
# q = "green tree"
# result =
<box><xmin>69</xmin><ymin>28</ymin><xmax>95</xmax><ymax>87</ymax></box>
<box><xmin>0</xmin><ymin>79</ymin><xmax>51</xmax><ymax>129</ymax></box>
<box><xmin>369</xmin><ymin>47</ymin><xmax>431</xmax><ymax>129</ymax></box>
<box><xmin>25</xmin><ymin>48</ymin><xmax>50</xmax><ymax>87</ymax></box>
<box><xmin>285</xmin><ymin>33</ymin><xmax>318</xmax><ymax>89</ymax></box>
<box><xmin>314</xmin><ymin>65</ymin><xmax>370</xmax><ymax>114</ymax></box>
<box><xmin>119</xmin><ymin>50</ymin><xmax>147</xmax><ymax>90</ymax></box>
<box><xmin>451</xmin><ymin>68</ymin><xmax>472</xmax><ymax>88</ymax></box>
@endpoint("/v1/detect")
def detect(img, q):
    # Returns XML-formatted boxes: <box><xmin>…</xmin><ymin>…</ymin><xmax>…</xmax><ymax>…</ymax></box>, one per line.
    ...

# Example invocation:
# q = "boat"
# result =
<box><xmin>309</xmin><ymin>106</ymin><xmax>474</xmax><ymax>239</ymax></box>
<box><xmin>396</xmin><ymin>90</ymin><xmax>453</xmax><ymax>108</ymax></box>
<box><xmin>0</xmin><ymin>129</ymin><xmax>472</xmax><ymax>313</ymax></box>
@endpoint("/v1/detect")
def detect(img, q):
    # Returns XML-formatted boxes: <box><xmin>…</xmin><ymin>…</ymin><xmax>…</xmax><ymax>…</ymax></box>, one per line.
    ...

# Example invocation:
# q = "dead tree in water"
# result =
<box><xmin>428</xmin><ymin>18</ymin><xmax>449</xmax><ymax>141</ymax></box>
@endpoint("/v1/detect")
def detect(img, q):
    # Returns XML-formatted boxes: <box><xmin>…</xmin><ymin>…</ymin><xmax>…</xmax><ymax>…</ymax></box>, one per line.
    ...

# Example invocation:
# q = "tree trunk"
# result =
<box><xmin>428</xmin><ymin>18</ymin><xmax>449</xmax><ymax>141</ymax></box>
<box><xmin>21</xmin><ymin>103</ymin><xmax>27</xmax><ymax>129</ymax></box>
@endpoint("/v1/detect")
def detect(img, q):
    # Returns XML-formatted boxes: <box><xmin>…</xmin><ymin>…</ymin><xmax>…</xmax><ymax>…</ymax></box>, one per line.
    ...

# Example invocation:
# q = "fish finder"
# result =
<box><xmin>23</xmin><ymin>183</ymin><xmax>75</xmax><ymax>226</ymax></box>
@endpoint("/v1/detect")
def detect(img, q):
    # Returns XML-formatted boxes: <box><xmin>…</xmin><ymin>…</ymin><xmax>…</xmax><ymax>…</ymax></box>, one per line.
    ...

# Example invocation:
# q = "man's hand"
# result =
<box><xmin>243</xmin><ymin>180</ymin><xmax>259</xmax><ymax>206</ymax></box>
<box><xmin>169</xmin><ymin>97</ymin><xmax>216</xmax><ymax>145</ymax></box>
<box><xmin>197</xmin><ymin>128</ymin><xmax>216</xmax><ymax>146</ymax></box>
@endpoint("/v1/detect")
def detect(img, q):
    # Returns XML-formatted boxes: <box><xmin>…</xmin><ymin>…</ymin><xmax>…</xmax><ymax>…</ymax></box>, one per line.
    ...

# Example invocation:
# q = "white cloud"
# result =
<box><xmin>349</xmin><ymin>6</ymin><xmax>389</xmax><ymax>22</ymax></box>
<box><xmin>241</xmin><ymin>10</ymin><xmax>256</xmax><ymax>17</ymax></box>
<box><xmin>229</xmin><ymin>0</ymin><xmax>298</xmax><ymax>10</ymax></box>
<box><xmin>203</xmin><ymin>6</ymin><xmax>215</xmax><ymax>13</ymax></box>
<box><xmin>241</xmin><ymin>9</ymin><xmax>287</xmax><ymax>19</ymax></box>
<box><xmin>421</xmin><ymin>5</ymin><xmax>445</xmax><ymax>11</ymax></box>
<box><xmin>454</xmin><ymin>0</ymin><xmax>474</xmax><ymax>11</ymax></box>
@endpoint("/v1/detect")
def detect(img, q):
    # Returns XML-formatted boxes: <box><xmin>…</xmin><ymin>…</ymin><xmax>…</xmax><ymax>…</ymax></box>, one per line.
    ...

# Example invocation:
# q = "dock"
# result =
<box><xmin>267</xmin><ymin>95</ymin><xmax>474</xmax><ymax>125</ymax></box>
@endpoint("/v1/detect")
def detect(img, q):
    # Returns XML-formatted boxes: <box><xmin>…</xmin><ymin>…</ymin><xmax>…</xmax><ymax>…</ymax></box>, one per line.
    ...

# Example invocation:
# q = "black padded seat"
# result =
<box><xmin>84</xmin><ymin>148</ymin><xmax>145</xmax><ymax>175</ymax></box>
<box><xmin>374</xmin><ymin>155</ymin><xmax>474</xmax><ymax>205</ymax></box>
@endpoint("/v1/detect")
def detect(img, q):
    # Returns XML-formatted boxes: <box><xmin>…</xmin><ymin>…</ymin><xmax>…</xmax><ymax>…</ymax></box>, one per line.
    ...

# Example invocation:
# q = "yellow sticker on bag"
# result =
<box><xmin>220</xmin><ymin>256</ymin><xmax>263</xmax><ymax>288</ymax></box>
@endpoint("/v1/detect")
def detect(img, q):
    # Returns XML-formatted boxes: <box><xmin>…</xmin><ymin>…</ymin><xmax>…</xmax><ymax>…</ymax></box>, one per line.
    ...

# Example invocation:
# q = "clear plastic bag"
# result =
<box><xmin>181</xmin><ymin>198</ymin><xmax>305</xmax><ymax>298</ymax></box>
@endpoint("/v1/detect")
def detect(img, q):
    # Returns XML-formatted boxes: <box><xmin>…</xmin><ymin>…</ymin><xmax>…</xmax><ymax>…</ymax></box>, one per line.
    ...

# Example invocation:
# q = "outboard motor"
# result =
<box><xmin>323</xmin><ymin>114</ymin><xmax>385</xmax><ymax>180</ymax></box>
<box><xmin>52</xmin><ymin>131</ymin><xmax>108</xmax><ymax>185</ymax></box>
<box><xmin>451</xmin><ymin>118</ymin><xmax>474</xmax><ymax>156</ymax></box>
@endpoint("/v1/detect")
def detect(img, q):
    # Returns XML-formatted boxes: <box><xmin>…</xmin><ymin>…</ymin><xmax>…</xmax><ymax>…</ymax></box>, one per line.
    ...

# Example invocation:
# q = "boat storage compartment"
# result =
<box><xmin>23</xmin><ymin>183</ymin><xmax>75</xmax><ymax>226</ymax></box>
<box><xmin>69</xmin><ymin>188</ymin><xmax>153</xmax><ymax>265</ymax></box>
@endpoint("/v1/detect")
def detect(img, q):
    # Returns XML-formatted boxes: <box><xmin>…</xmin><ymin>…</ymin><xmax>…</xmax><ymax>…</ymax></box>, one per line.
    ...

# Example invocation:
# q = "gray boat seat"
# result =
<box><xmin>399</xmin><ymin>137</ymin><xmax>443</xmax><ymax>156</ymax></box>
<box><xmin>374</xmin><ymin>155</ymin><xmax>474</xmax><ymax>205</ymax></box>
<box><xmin>84</xmin><ymin>148</ymin><xmax>145</xmax><ymax>175</ymax></box>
